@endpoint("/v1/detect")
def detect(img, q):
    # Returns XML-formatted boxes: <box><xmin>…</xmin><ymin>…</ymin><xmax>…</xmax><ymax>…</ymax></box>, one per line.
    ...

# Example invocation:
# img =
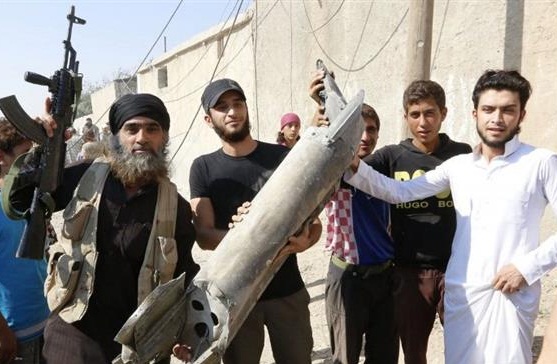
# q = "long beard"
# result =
<box><xmin>213</xmin><ymin>115</ymin><xmax>251</xmax><ymax>143</ymax></box>
<box><xmin>109</xmin><ymin>140</ymin><xmax>169</xmax><ymax>187</ymax></box>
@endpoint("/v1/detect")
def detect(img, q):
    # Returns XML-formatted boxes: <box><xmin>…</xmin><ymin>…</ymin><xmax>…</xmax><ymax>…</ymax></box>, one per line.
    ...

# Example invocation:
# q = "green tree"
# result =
<box><xmin>76</xmin><ymin>91</ymin><xmax>92</xmax><ymax>118</ymax></box>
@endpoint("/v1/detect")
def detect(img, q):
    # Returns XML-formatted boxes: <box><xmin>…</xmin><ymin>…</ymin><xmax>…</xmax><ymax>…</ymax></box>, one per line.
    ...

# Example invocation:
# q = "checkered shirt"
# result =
<box><xmin>325</xmin><ymin>188</ymin><xmax>359</xmax><ymax>264</ymax></box>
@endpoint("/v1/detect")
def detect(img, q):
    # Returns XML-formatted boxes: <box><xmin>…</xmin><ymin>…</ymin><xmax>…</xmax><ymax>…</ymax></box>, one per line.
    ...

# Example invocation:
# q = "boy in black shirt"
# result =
<box><xmin>369</xmin><ymin>81</ymin><xmax>471</xmax><ymax>364</ymax></box>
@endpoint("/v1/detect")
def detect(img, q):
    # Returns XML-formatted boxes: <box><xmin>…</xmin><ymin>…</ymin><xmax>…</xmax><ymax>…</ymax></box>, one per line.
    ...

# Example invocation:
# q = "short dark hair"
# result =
<box><xmin>472</xmin><ymin>70</ymin><xmax>531</xmax><ymax>110</ymax></box>
<box><xmin>361</xmin><ymin>103</ymin><xmax>380</xmax><ymax>130</ymax></box>
<box><xmin>0</xmin><ymin>117</ymin><xmax>27</xmax><ymax>154</ymax></box>
<box><xmin>403</xmin><ymin>80</ymin><xmax>446</xmax><ymax>113</ymax></box>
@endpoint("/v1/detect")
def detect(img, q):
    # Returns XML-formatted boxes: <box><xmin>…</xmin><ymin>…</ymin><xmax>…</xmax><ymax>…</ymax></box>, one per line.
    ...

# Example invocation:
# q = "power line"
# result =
<box><xmin>431</xmin><ymin>0</ymin><xmax>450</xmax><ymax>73</ymax></box>
<box><xmin>127</xmin><ymin>1</ymin><xmax>185</xmax><ymax>89</ymax></box>
<box><xmin>162</xmin><ymin>1</ymin><xmax>246</xmax><ymax>104</ymax></box>
<box><xmin>302</xmin><ymin>0</ymin><xmax>409</xmax><ymax>73</ymax></box>
<box><xmin>163</xmin><ymin>0</ymin><xmax>279</xmax><ymax>144</ymax></box>
<box><xmin>68</xmin><ymin>1</ymin><xmax>186</xmax><ymax>154</ymax></box>
<box><xmin>170</xmin><ymin>0</ymin><xmax>245</xmax><ymax>162</ymax></box>
<box><xmin>342</xmin><ymin>1</ymin><xmax>374</xmax><ymax>90</ymax></box>
<box><xmin>162</xmin><ymin>0</ymin><xmax>279</xmax><ymax>106</ymax></box>
<box><xmin>159</xmin><ymin>0</ymin><xmax>236</xmax><ymax>95</ymax></box>
<box><xmin>279</xmin><ymin>0</ymin><xmax>345</xmax><ymax>34</ymax></box>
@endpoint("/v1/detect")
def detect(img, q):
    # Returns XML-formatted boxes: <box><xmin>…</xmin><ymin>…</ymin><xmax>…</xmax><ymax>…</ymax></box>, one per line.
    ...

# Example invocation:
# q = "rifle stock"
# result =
<box><xmin>0</xmin><ymin>96</ymin><xmax>47</xmax><ymax>145</ymax></box>
<box><xmin>0</xmin><ymin>6</ymin><xmax>85</xmax><ymax>260</ymax></box>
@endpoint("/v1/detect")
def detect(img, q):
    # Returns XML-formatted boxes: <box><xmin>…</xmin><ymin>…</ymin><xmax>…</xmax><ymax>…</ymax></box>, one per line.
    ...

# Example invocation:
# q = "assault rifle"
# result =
<box><xmin>0</xmin><ymin>6</ymin><xmax>85</xmax><ymax>259</ymax></box>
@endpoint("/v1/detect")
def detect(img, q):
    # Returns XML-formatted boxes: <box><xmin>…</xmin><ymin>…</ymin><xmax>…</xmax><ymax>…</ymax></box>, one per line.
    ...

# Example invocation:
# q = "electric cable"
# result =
<box><xmin>342</xmin><ymin>1</ymin><xmax>374</xmax><ymax>90</ymax></box>
<box><xmin>162</xmin><ymin>1</ymin><xmax>249</xmax><ymax>105</ymax></box>
<box><xmin>148</xmin><ymin>1</ymin><xmax>279</xmax><ymax>144</ymax></box>
<box><xmin>161</xmin><ymin>0</ymin><xmax>279</xmax><ymax>147</ymax></box>
<box><xmin>279</xmin><ymin>0</ymin><xmax>345</xmax><ymax>34</ymax></box>
<box><xmin>170</xmin><ymin>0</ymin><xmax>244</xmax><ymax>162</ymax></box>
<box><xmin>69</xmin><ymin>0</ymin><xmax>185</xmax><ymax>153</ymax></box>
<box><xmin>160</xmin><ymin>0</ymin><xmax>236</xmax><ymax>95</ymax></box>
<box><xmin>431</xmin><ymin>0</ymin><xmax>450</xmax><ymax>73</ymax></box>
<box><xmin>302</xmin><ymin>0</ymin><xmax>408</xmax><ymax>73</ymax></box>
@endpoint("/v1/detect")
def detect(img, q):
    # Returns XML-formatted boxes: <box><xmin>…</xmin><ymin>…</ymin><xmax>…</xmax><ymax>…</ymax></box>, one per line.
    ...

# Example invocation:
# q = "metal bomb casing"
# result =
<box><xmin>190</xmin><ymin>90</ymin><xmax>365</xmax><ymax>362</ymax></box>
<box><xmin>115</xmin><ymin>90</ymin><xmax>365</xmax><ymax>364</ymax></box>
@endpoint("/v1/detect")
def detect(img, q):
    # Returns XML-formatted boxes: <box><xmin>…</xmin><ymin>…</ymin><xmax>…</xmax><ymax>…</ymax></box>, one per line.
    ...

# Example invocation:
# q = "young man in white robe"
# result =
<box><xmin>344</xmin><ymin>69</ymin><xmax>557</xmax><ymax>364</ymax></box>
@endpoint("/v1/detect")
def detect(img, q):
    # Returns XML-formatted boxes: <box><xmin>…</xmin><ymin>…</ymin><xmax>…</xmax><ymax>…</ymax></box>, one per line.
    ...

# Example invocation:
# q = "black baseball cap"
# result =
<box><xmin>201</xmin><ymin>78</ymin><xmax>246</xmax><ymax>113</ymax></box>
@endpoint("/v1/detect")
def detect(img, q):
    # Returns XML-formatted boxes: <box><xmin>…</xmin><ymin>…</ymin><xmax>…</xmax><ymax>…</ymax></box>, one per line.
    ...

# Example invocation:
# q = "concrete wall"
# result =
<box><xmin>98</xmin><ymin>0</ymin><xmax>557</xmax><ymax>214</ymax></box>
<box><xmin>90</xmin><ymin>81</ymin><xmax>118</xmax><ymax>129</ymax></box>
<box><xmin>90</xmin><ymin>78</ymin><xmax>136</xmax><ymax>130</ymax></box>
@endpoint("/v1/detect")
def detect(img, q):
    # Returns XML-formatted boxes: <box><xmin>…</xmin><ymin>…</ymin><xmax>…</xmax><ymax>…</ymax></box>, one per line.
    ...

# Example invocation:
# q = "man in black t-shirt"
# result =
<box><xmin>189</xmin><ymin>78</ymin><xmax>321</xmax><ymax>364</ymax></box>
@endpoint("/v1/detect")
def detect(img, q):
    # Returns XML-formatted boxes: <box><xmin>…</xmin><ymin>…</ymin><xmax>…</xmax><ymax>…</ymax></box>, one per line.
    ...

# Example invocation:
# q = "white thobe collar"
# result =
<box><xmin>472</xmin><ymin>135</ymin><xmax>521</xmax><ymax>166</ymax></box>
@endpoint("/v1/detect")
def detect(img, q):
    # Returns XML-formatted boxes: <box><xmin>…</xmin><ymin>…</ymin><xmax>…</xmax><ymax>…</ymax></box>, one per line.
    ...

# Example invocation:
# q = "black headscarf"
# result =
<box><xmin>108</xmin><ymin>93</ymin><xmax>170</xmax><ymax>134</ymax></box>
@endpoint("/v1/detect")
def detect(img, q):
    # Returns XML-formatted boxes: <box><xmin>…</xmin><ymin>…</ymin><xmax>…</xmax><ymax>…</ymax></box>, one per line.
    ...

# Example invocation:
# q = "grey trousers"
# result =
<box><xmin>223</xmin><ymin>287</ymin><xmax>313</xmax><ymax>364</ymax></box>
<box><xmin>325</xmin><ymin>260</ymin><xmax>398</xmax><ymax>364</ymax></box>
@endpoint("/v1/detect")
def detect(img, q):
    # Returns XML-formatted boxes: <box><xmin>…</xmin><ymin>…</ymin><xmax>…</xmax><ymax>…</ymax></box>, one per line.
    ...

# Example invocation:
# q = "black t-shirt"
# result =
<box><xmin>368</xmin><ymin>133</ymin><xmax>472</xmax><ymax>270</ymax></box>
<box><xmin>189</xmin><ymin>141</ymin><xmax>305</xmax><ymax>300</ymax></box>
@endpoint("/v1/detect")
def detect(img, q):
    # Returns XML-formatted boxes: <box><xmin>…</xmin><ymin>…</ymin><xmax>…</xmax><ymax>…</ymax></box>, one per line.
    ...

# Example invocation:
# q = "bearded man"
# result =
<box><xmin>4</xmin><ymin>93</ymin><xmax>199</xmax><ymax>364</ymax></box>
<box><xmin>189</xmin><ymin>79</ymin><xmax>322</xmax><ymax>364</ymax></box>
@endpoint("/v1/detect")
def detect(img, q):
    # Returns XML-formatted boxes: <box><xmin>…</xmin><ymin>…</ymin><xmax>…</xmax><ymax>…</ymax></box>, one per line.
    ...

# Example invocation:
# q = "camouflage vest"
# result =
<box><xmin>44</xmin><ymin>158</ymin><xmax>178</xmax><ymax>323</ymax></box>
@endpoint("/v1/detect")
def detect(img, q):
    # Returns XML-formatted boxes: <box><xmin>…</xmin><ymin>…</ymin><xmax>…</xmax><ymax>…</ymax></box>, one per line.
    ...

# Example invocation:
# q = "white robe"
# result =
<box><xmin>345</xmin><ymin>136</ymin><xmax>557</xmax><ymax>363</ymax></box>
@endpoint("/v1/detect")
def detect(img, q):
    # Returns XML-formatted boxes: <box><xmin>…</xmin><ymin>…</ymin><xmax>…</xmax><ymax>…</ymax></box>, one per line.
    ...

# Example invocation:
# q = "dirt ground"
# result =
<box><xmin>186</xmin><ymin>223</ymin><xmax>557</xmax><ymax>364</ymax></box>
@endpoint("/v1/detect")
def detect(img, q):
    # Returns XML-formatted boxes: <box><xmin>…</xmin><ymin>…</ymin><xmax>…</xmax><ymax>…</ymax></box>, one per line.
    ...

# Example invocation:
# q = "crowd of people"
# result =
<box><xmin>0</xmin><ymin>68</ymin><xmax>556</xmax><ymax>364</ymax></box>
<box><xmin>64</xmin><ymin>117</ymin><xmax>109</xmax><ymax>166</ymax></box>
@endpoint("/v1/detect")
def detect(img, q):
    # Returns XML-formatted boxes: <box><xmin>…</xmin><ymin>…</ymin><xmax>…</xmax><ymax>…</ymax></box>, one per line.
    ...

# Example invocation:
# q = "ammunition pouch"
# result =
<box><xmin>44</xmin><ymin>246</ymin><xmax>84</xmax><ymax>313</ymax></box>
<box><xmin>44</xmin><ymin>158</ymin><xmax>109</xmax><ymax>322</ymax></box>
<box><xmin>62</xmin><ymin>197</ymin><xmax>94</xmax><ymax>241</ymax></box>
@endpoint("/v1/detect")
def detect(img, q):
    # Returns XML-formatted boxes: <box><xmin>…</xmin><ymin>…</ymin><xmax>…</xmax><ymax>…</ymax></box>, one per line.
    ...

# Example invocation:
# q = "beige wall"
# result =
<box><xmin>93</xmin><ymin>0</ymin><xmax>557</xmax><ymax>212</ymax></box>
<box><xmin>90</xmin><ymin>81</ymin><xmax>118</xmax><ymax>128</ymax></box>
<box><xmin>90</xmin><ymin>78</ymin><xmax>137</xmax><ymax>130</ymax></box>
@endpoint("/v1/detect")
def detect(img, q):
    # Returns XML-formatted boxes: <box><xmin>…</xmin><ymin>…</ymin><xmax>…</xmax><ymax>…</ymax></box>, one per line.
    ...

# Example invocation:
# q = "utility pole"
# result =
<box><xmin>405</xmin><ymin>0</ymin><xmax>434</xmax><ymax>83</ymax></box>
<box><xmin>402</xmin><ymin>0</ymin><xmax>434</xmax><ymax>138</ymax></box>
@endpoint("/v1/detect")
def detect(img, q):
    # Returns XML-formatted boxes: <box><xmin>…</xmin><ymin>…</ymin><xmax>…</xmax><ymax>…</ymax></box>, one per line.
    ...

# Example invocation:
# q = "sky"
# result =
<box><xmin>0</xmin><ymin>0</ymin><xmax>252</xmax><ymax>117</ymax></box>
